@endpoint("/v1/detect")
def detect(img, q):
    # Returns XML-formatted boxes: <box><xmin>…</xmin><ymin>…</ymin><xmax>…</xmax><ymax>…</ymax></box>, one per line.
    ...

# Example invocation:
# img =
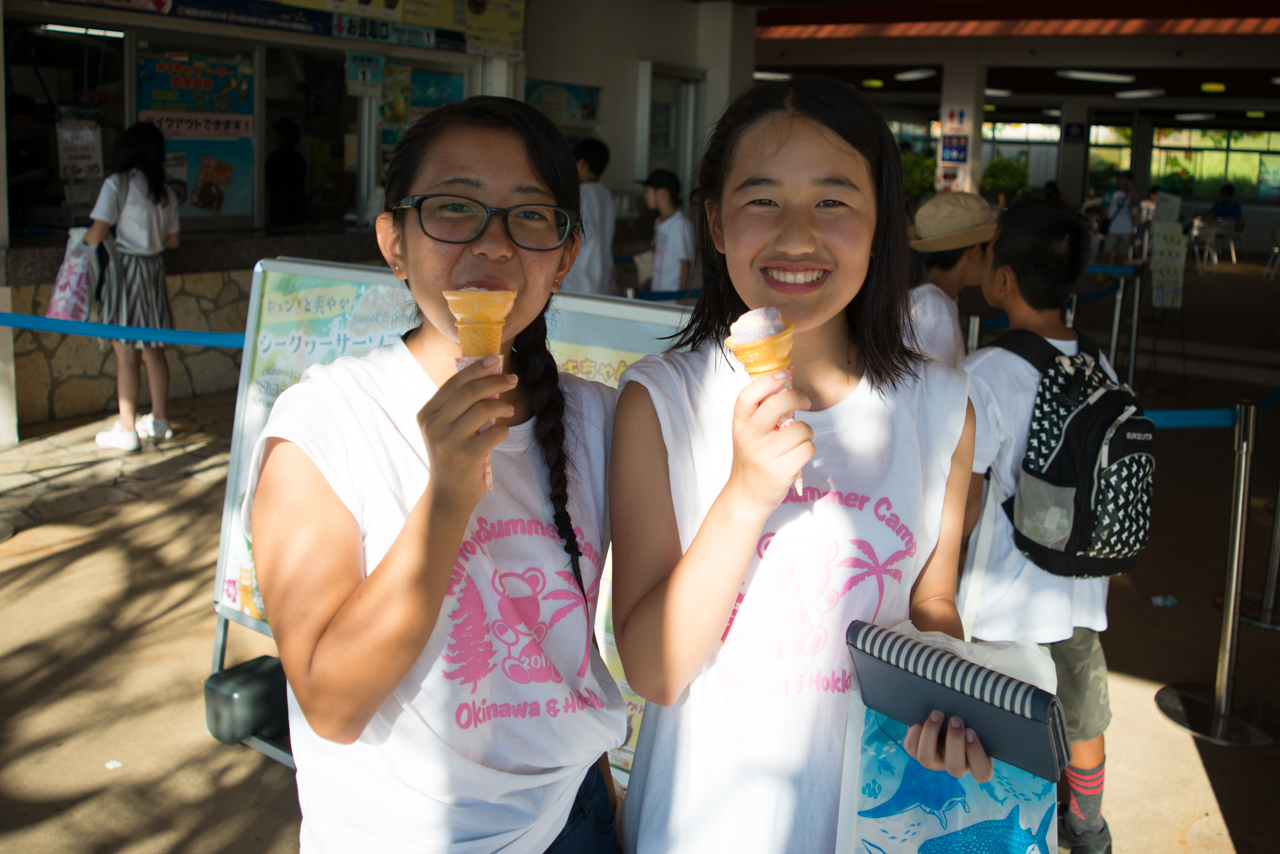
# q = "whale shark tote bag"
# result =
<box><xmin>854</xmin><ymin>709</ymin><xmax>1058</xmax><ymax>854</ymax></box>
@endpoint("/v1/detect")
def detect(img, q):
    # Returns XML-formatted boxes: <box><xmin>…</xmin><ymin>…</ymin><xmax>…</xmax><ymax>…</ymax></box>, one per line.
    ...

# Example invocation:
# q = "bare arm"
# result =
<box><xmin>610</xmin><ymin>374</ymin><xmax>813</xmax><ymax>706</ymax></box>
<box><xmin>908</xmin><ymin>401</ymin><xmax>976</xmax><ymax>638</ymax></box>
<box><xmin>84</xmin><ymin>219</ymin><xmax>111</xmax><ymax>246</ymax></box>
<box><xmin>164</xmin><ymin>232</ymin><xmax>180</xmax><ymax>250</ymax></box>
<box><xmin>903</xmin><ymin>400</ymin><xmax>993</xmax><ymax>783</ymax></box>
<box><xmin>252</xmin><ymin>358</ymin><xmax>516</xmax><ymax>743</ymax></box>
<box><xmin>678</xmin><ymin>260</ymin><xmax>692</xmax><ymax>292</ymax></box>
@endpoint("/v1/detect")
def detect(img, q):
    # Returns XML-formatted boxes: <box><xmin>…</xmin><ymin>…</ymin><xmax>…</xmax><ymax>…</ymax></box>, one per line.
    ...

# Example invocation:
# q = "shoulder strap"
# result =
<box><xmin>1075</xmin><ymin>330</ymin><xmax>1100</xmax><ymax>362</ymax></box>
<box><xmin>986</xmin><ymin>328</ymin><xmax>1063</xmax><ymax>373</ymax></box>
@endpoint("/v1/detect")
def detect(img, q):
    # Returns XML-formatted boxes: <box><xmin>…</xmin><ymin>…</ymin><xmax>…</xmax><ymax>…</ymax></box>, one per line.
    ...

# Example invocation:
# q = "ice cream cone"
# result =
<box><xmin>726</xmin><ymin>323</ymin><xmax>794</xmax><ymax>378</ymax></box>
<box><xmin>443</xmin><ymin>290</ymin><xmax>516</xmax><ymax>491</ymax></box>
<box><xmin>725</xmin><ymin>322</ymin><xmax>803</xmax><ymax>492</ymax></box>
<box><xmin>444</xmin><ymin>290</ymin><xmax>516</xmax><ymax>357</ymax></box>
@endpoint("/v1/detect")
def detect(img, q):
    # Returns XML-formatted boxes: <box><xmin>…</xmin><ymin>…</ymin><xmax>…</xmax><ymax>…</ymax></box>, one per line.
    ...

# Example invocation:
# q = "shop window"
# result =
<box><xmin>980</xmin><ymin>122</ymin><xmax>1061</xmax><ymax>189</ymax></box>
<box><xmin>264</xmin><ymin>48</ymin><xmax>359</xmax><ymax>228</ymax></box>
<box><xmin>1151</xmin><ymin>127</ymin><xmax>1280</xmax><ymax>201</ymax></box>
<box><xmin>888</xmin><ymin>120</ymin><xmax>929</xmax><ymax>155</ymax></box>
<box><xmin>4</xmin><ymin>19</ymin><xmax>125</xmax><ymax>234</ymax></box>
<box><xmin>1086</xmin><ymin>125</ymin><xmax>1132</xmax><ymax>195</ymax></box>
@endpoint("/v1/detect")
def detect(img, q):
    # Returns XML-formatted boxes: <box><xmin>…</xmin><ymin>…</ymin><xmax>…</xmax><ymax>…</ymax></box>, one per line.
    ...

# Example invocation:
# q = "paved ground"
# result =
<box><xmin>2</xmin><ymin>274</ymin><xmax>1279</xmax><ymax>851</ymax></box>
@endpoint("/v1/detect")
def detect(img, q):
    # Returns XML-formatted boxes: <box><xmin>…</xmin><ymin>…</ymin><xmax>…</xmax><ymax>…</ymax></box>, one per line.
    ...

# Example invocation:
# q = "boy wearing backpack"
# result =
<box><xmin>959</xmin><ymin>200</ymin><xmax>1153</xmax><ymax>854</ymax></box>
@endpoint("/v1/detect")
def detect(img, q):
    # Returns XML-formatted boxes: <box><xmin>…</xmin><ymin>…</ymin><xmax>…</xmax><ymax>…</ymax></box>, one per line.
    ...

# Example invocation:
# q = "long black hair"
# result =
<box><xmin>671</xmin><ymin>75</ymin><xmax>920</xmax><ymax>389</ymax></box>
<box><xmin>118</xmin><ymin>122</ymin><xmax>169</xmax><ymax>206</ymax></box>
<box><xmin>383</xmin><ymin>96</ymin><xmax>588</xmax><ymax>595</ymax></box>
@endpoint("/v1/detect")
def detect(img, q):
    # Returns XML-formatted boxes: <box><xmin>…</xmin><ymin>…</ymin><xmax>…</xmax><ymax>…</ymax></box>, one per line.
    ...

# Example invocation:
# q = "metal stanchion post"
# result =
<box><xmin>1241</xmin><ymin>475</ymin><xmax>1280</xmax><ymax>632</ymax></box>
<box><xmin>1108</xmin><ymin>280</ymin><xmax>1125</xmax><ymax>368</ymax></box>
<box><xmin>1156</xmin><ymin>402</ymin><xmax>1275</xmax><ymax>747</ymax></box>
<box><xmin>1127</xmin><ymin>275</ymin><xmax>1141</xmax><ymax>388</ymax></box>
<box><xmin>1065</xmin><ymin>294</ymin><xmax>1078</xmax><ymax>329</ymax></box>
<box><xmin>966</xmin><ymin>315</ymin><xmax>981</xmax><ymax>355</ymax></box>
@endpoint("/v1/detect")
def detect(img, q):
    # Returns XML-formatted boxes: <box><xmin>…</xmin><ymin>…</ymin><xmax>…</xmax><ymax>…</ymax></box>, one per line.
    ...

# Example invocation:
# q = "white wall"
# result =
<box><xmin>524</xmin><ymin>0</ymin><xmax>701</xmax><ymax>195</ymax></box>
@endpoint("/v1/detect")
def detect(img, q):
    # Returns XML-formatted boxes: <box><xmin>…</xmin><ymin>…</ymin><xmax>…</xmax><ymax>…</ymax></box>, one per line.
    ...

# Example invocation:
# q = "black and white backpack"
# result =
<box><xmin>989</xmin><ymin>330</ymin><xmax>1155</xmax><ymax>578</ymax></box>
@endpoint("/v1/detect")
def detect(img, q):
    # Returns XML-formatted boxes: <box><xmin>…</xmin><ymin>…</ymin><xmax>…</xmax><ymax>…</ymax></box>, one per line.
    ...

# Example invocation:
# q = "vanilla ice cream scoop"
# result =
<box><xmin>728</xmin><ymin>307</ymin><xmax>787</xmax><ymax>344</ymax></box>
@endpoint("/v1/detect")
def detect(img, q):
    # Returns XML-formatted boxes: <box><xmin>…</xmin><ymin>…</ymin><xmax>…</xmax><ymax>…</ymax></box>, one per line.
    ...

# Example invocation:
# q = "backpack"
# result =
<box><xmin>989</xmin><ymin>330</ymin><xmax>1155</xmax><ymax>578</ymax></box>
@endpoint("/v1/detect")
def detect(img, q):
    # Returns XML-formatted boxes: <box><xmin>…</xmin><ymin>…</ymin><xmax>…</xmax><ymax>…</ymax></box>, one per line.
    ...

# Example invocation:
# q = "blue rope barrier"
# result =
<box><xmin>1083</xmin><ymin>264</ymin><xmax>1137</xmax><ymax>276</ymax></box>
<box><xmin>1077</xmin><ymin>281</ymin><xmax>1122</xmax><ymax>307</ymax></box>
<box><xmin>1146</xmin><ymin>408</ymin><xmax>1237</xmax><ymax>430</ymax></box>
<box><xmin>1261</xmin><ymin>385</ymin><xmax>1280</xmax><ymax>413</ymax></box>
<box><xmin>637</xmin><ymin>289</ymin><xmax>700</xmax><ymax>302</ymax></box>
<box><xmin>0</xmin><ymin>312</ymin><xmax>245</xmax><ymax>349</ymax></box>
<box><xmin>981</xmin><ymin>316</ymin><xmax>1010</xmax><ymax>332</ymax></box>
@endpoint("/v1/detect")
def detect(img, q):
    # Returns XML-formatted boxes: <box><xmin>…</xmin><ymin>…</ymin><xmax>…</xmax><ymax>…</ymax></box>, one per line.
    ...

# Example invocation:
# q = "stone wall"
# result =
<box><xmin>10</xmin><ymin>270</ymin><xmax>252</xmax><ymax>425</ymax></box>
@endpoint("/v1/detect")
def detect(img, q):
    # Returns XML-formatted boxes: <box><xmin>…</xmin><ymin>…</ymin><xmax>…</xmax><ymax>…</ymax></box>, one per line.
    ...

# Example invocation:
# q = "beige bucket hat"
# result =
<box><xmin>909</xmin><ymin>192</ymin><xmax>997</xmax><ymax>252</ymax></box>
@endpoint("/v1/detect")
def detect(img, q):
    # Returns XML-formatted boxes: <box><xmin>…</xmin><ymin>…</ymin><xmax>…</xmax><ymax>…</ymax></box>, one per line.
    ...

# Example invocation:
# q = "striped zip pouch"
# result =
<box><xmin>846</xmin><ymin>620</ymin><xmax>1071</xmax><ymax>781</ymax></box>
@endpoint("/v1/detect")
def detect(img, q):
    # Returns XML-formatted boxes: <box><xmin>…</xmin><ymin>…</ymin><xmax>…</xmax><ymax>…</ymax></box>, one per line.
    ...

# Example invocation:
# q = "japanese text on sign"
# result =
<box><xmin>138</xmin><ymin>112</ymin><xmax>254</xmax><ymax>140</ymax></box>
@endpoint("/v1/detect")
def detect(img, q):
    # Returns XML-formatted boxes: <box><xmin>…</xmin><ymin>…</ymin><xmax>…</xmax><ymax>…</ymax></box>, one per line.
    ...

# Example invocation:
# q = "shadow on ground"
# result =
<box><xmin>0</xmin><ymin>406</ymin><xmax>299</xmax><ymax>854</ymax></box>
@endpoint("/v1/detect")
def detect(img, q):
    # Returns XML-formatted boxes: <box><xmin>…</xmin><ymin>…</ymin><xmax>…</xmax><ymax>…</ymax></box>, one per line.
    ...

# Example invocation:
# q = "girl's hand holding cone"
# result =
<box><xmin>416</xmin><ymin>355</ymin><xmax>516</xmax><ymax>509</ymax></box>
<box><xmin>724</xmin><ymin>371</ymin><xmax>814</xmax><ymax>513</ymax></box>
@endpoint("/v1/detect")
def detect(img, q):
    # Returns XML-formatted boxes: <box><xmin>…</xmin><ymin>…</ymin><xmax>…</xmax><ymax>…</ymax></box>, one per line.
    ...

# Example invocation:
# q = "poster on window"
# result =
<box><xmin>137</xmin><ymin>54</ymin><xmax>254</xmax><ymax>218</ymax></box>
<box><xmin>465</xmin><ymin>0</ymin><xmax>524</xmax><ymax>59</ymax></box>
<box><xmin>525</xmin><ymin>80</ymin><xmax>600</xmax><ymax>126</ymax></box>
<box><xmin>55</xmin><ymin>121</ymin><xmax>104</xmax><ymax>180</ymax></box>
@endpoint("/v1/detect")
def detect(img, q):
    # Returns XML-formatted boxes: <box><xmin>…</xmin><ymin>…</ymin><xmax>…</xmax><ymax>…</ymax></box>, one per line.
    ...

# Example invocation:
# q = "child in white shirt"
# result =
<box><xmin>638</xmin><ymin>168</ymin><xmax>693</xmax><ymax>292</ymax></box>
<box><xmin>611</xmin><ymin>75</ymin><xmax>992</xmax><ymax>854</ymax></box>
<box><xmin>958</xmin><ymin>199</ymin><xmax>1114</xmax><ymax>854</ymax></box>
<box><xmin>562</xmin><ymin>138</ymin><xmax>616</xmax><ymax>295</ymax></box>
<box><xmin>906</xmin><ymin>191</ymin><xmax>995</xmax><ymax>367</ymax></box>
<box><xmin>245</xmin><ymin>97</ymin><xmax>625</xmax><ymax>854</ymax></box>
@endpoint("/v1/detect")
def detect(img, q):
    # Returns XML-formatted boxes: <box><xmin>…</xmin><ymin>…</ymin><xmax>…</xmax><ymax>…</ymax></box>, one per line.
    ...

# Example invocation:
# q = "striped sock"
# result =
<box><xmin>1064</xmin><ymin>758</ymin><xmax>1106</xmax><ymax>835</ymax></box>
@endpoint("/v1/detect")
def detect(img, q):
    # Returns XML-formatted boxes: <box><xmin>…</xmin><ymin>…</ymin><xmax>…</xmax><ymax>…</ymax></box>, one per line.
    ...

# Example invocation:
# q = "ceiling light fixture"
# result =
<box><xmin>984</xmin><ymin>104</ymin><xmax>996</xmax><ymax>111</ymax></box>
<box><xmin>894</xmin><ymin>68</ymin><xmax>937</xmax><ymax>82</ymax></box>
<box><xmin>1200</xmin><ymin>82</ymin><xmax>1226</xmax><ymax>93</ymax></box>
<box><xmin>752</xmin><ymin>71</ymin><xmax>792</xmax><ymax>82</ymax></box>
<box><xmin>1042</xmin><ymin>108</ymin><xmax>1063</xmax><ymax>117</ymax></box>
<box><xmin>40</xmin><ymin>23</ymin><xmax>124</xmax><ymax>38</ymax></box>
<box><xmin>862</xmin><ymin>79</ymin><xmax>884</xmax><ymax>89</ymax></box>
<box><xmin>1056</xmin><ymin>70</ymin><xmax>1136</xmax><ymax>84</ymax></box>
<box><xmin>1175</xmin><ymin>112</ymin><xmax>1216</xmax><ymax>121</ymax></box>
<box><xmin>1246</xmin><ymin>111</ymin><xmax>1266</xmax><ymax>118</ymax></box>
<box><xmin>1115</xmin><ymin>88</ymin><xmax>1165</xmax><ymax>100</ymax></box>
<box><xmin>984</xmin><ymin>88</ymin><xmax>1012</xmax><ymax>97</ymax></box>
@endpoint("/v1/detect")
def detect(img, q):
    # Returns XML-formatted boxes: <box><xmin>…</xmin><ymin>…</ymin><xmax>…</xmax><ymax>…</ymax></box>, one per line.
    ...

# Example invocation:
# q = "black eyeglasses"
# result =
<box><xmin>394</xmin><ymin>194</ymin><xmax>579</xmax><ymax>251</ymax></box>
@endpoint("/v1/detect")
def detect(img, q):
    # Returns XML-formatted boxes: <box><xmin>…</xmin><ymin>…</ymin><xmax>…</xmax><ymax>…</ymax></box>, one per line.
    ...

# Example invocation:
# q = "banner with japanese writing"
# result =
<box><xmin>465</xmin><ymin>0</ymin><xmax>524</xmax><ymax>59</ymax></box>
<box><xmin>137</xmin><ymin>54</ymin><xmax>255</xmax><ymax>218</ymax></box>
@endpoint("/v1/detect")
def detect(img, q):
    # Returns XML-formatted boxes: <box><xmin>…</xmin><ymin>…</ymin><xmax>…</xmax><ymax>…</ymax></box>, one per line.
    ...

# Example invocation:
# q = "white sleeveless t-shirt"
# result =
<box><xmin>618</xmin><ymin>344</ymin><xmax>969</xmax><ymax>854</ymax></box>
<box><xmin>242</xmin><ymin>339</ymin><xmax>626</xmax><ymax>854</ymax></box>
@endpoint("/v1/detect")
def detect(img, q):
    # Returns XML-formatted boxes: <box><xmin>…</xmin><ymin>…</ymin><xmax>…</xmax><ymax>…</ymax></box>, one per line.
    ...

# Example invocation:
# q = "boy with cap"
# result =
<box><xmin>638</xmin><ymin>168</ymin><xmax>694</xmax><ymax>293</ymax></box>
<box><xmin>907</xmin><ymin>192</ymin><xmax>997</xmax><ymax>367</ymax></box>
<box><xmin>562</xmin><ymin>138</ymin><xmax>616</xmax><ymax>295</ymax></box>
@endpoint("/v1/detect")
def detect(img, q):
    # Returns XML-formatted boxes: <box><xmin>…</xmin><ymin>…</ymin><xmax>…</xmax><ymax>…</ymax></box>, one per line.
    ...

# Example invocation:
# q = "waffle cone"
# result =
<box><xmin>726</xmin><ymin>323</ymin><xmax>794</xmax><ymax>377</ymax></box>
<box><xmin>443</xmin><ymin>290</ymin><xmax>516</xmax><ymax>357</ymax></box>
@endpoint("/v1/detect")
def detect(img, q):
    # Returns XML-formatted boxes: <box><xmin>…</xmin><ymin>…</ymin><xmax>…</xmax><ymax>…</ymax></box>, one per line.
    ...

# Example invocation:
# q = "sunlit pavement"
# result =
<box><xmin>1</xmin><ymin>345</ymin><xmax>1279</xmax><ymax>852</ymax></box>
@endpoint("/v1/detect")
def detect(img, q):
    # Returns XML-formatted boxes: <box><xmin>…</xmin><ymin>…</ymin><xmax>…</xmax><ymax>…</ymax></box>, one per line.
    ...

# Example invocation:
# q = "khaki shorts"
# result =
<box><xmin>1043</xmin><ymin>627</ymin><xmax>1112</xmax><ymax>743</ymax></box>
<box><xmin>1102</xmin><ymin>233</ymin><xmax>1133</xmax><ymax>258</ymax></box>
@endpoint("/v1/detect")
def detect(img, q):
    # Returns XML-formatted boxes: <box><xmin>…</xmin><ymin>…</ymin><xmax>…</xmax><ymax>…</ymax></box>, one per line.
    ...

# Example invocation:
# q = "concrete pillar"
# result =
<box><xmin>1131</xmin><ymin>115</ymin><xmax>1154</xmax><ymax>198</ymax></box>
<box><xmin>1058</xmin><ymin>97</ymin><xmax>1092</xmax><ymax>208</ymax></box>
<box><xmin>696</xmin><ymin>1</ymin><xmax>757</xmax><ymax>132</ymax></box>
<box><xmin>0</xmin><ymin>12</ymin><xmax>15</xmax><ymax>448</ymax></box>
<box><xmin>935</xmin><ymin>42</ymin><xmax>985</xmax><ymax>194</ymax></box>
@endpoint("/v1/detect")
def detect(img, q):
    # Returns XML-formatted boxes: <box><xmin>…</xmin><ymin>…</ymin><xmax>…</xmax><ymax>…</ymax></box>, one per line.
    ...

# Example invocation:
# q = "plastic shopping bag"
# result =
<box><xmin>838</xmin><ymin>622</ymin><xmax>1060</xmax><ymax>854</ymax></box>
<box><xmin>47</xmin><ymin>227</ymin><xmax>98</xmax><ymax>321</ymax></box>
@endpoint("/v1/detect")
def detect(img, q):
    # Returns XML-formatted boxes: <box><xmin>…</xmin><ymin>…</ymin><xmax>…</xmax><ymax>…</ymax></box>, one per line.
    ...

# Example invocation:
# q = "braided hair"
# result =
<box><xmin>384</xmin><ymin>96</ymin><xmax>587</xmax><ymax>596</ymax></box>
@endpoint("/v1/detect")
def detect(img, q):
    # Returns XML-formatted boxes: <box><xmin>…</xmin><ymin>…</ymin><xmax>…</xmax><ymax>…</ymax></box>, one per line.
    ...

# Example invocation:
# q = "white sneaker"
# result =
<box><xmin>95</xmin><ymin>421</ymin><xmax>141</xmax><ymax>452</ymax></box>
<box><xmin>135</xmin><ymin>413</ymin><xmax>173</xmax><ymax>440</ymax></box>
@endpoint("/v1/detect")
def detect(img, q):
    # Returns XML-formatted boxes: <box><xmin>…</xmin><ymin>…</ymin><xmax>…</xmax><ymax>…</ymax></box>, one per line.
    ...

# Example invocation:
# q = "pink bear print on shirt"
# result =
<box><xmin>490</xmin><ymin>567</ymin><xmax>591</xmax><ymax>684</ymax></box>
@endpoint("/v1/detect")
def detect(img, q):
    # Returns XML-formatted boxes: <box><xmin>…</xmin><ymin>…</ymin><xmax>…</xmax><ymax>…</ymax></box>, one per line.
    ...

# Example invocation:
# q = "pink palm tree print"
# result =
<box><xmin>834</xmin><ymin>540</ymin><xmax>911</xmax><ymax>622</ymax></box>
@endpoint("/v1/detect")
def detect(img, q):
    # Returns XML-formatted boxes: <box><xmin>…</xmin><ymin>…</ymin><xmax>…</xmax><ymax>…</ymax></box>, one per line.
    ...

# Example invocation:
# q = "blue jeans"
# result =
<box><xmin>543</xmin><ymin>764</ymin><xmax>620</xmax><ymax>854</ymax></box>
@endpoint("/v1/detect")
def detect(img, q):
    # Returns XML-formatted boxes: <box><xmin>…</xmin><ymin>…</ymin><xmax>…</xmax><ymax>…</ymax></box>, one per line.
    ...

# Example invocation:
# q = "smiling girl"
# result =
<box><xmin>610</xmin><ymin>77</ymin><xmax>990</xmax><ymax>853</ymax></box>
<box><xmin>245</xmin><ymin>98</ymin><xmax>625</xmax><ymax>853</ymax></box>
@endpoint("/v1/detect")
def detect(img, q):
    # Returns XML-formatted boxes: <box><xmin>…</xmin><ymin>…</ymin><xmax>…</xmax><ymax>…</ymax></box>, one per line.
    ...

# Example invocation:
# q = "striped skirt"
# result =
<box><xmin>99</xmin><ymin>250</ymin><xmax>173</xmax><ymax>349</ymax></box>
